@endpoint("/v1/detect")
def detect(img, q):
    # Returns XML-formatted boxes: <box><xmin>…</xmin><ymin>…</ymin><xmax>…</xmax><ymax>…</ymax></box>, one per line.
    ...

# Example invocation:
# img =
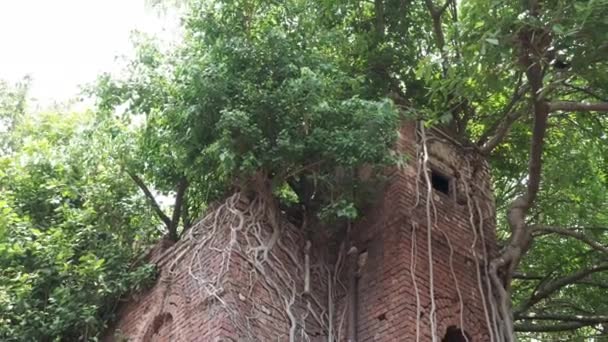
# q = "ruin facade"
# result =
<box><xmin>106</xmin><ymin>122</ymin><xmax>497</xmax><ymax>341</ymax></box>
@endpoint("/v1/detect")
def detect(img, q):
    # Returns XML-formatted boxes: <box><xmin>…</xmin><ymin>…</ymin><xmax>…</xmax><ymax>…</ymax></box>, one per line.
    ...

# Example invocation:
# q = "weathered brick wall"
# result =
<box><xmin>106</xmin><ymin>195</ymin><xmax>331</xmax><ymax>342</ymax></box>
<box><xmin>106</xmin><ymin>122</ymin><xmax>497</xmax><ymax>341</ymax></box>
<box><xmin>347</xmin><ymin>122</ymin><xmax>496</xmax><ymax>341</ymax></box>
<box><xmin>105</xmin><ymin>236</ymin><xmax>237</xmax><ymax>341</ymax></box>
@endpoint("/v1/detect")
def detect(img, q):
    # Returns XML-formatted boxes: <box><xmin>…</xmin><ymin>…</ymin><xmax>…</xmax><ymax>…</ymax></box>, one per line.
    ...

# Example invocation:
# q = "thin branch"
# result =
<box><xmin>562</xmin><ymin>82</ymin><xmax>608</xmax><ymax>102</ymax></box>
<box><xmin>538</xmin><ymin>300</ymin><xmax>596</xmax><ymax>316</ymax></box>
<box><xmin>374</xmin><ymin>0</ymin><xmax>385</xmax><ymax>39</ymax></box>
<box><xmin>438</xmin><ymin>0</ymin><xmax>452</xmax><ymax>15</ymax></box>
<box><xmin>515</xmin><ymin>262</ymin><xmax>608</xmax><ymax>315</ymax></box>
<box><xmin>532</xmin><ymin>225</ymin><xmax>608</xmax><ymax>255</ymax></box>
<box><xmin>479</xmin><ymin>109</ymin><xmax>526</xmax><ymax>155</ymax></box>
<box><xmin>424</xmin><ymin>0</ymin><xmax>447</xmax><ymax>55</ymax></box>
<box><xmin>127</xmin><ymin>170</ymin><xmax>172</xmax><ymax>229</ymax></box>
<box><xmin>575</xmin><ymin>280</ymin><xmax>608</xmax><ymax>290</ymax></box>
<box><xmin>424</xmin><ymin>0</ymin><xmax>452</xmax><ymax>17</ymax></box>
<box><xmin>169</xmin><ymin>177</ymin><xmax>188</xmax><ymax>241</ymax></box>
<box><xmin>515</xmin><ymin>313</ymin><xmax>608</xmax><ymax>332</ymax></box>
<box><xmin>517</xmin><ymin>313</ymin><xmax>608</xmax><ymax>324</ymax></box>
<box><xmin>477</xmin><ymin>74</ymin><xmax>526</xmax><ymax>147</ymax></box>
<box><xmin>548</xmin><ymin>101</ymin><xmax>608</xmax><ymax>113</ymax></box>
<box><xmin>514</xmin><ymin>321</ymin><xmax>592</xmax><ymax>332</ymax></box>
<box><xmin>514</xmin><ymin>274</ymin><xmax>608</xmax><ymax>290</ymax></box>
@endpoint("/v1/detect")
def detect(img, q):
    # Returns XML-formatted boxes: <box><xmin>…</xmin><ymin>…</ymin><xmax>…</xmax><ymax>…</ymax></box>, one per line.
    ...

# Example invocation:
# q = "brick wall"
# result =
<box><xmin>105</xmin><ymin>195</ymin><xmax>331</xmax><ymax>341</ymax></box>
<box><xmin>106</xmin><ymin>122</ymin><xmax>496</xmax><ymax>341</ymax></box>
<box><xmin>346</xmin><ymin>122</ymin><xmax>496</xmax><ymax>341</ymax></box>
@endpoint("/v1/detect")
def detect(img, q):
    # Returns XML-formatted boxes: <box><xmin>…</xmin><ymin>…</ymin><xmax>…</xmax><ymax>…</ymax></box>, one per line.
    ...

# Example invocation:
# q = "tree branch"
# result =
<box><xmin>515</xmin><ymin>321</ymin><xmax>593</xmax><ymax>332</ymax></box>
<box><xmin>374</xmin><ymin>0</ymin><xmax>385</xmax><ymax>39</ymax></box>
<box><xmin>517</xmin><ymin>313</ymin><xmax>608</xmax><ymax>323</ymax></box>
<box><xmin>169</xmin><ymin>177</ymin><xmax>188</xmax><ymax>241</ymax></box>
<box><xmin>127</xmin><ymin>170</ymin><xmax>172</xmax><ymax>229</ymax></box>
<box><xmin>181</xmin><ymin>193</ymin><xmax>192</xmax><ymax>232</ymax></box>
<box><xmin>479</xmin><ymin>108</ymin><xmax>526</xmax><ymax>155</ymax></box>
<box><xmin>548</xmin><ymin>101</ymin><xmax>608</xmax><ymax>113</ymax></box>
<box><xmin>478</xmin><ymin>77</ymin><xmax>527</xmax><ymax>150</ymax></box>
<box><xmin>424</xmin><ymin>0</ymin><xmax>447</xmax><ymax>54</ymax></box>
<box><xmin>488</xmin><ymin>8</ymin><xmax>553</xmax><ymax>338</ymax></box>
<box><xmin>515</xmin><ymin>313</ymin><xmax>608</xmax><ymax>332</ymax></box>
<box><xmin>575</xmin><ymin>280</ymin><xmax>608</xmax><ymax>290</ymax></box>
<box><xmin>562</xmin><ymin>82</ymin><xmax>608</xmax><ymax>102</ymax></box>
<box><xmin>424</xmin><ymin>0</ymin><xmax>452</xmax><ymax>17</ymax></box>
<box><xmin>532</xmin><ymin>225</ymin><xmax>608</xmax><ymax>255</ymax></box>
<box><xmin>438</xmin><ymin>0</ymin><xmax>452</xmax><ymax>15</ymax></box>
<box><xmin>491</xmin><ymin>46</ymin><xmax>549</xmax><ymax>288</ymax></box>
<box><xmin>514</xmin><ymin>274</ymin><xmax>608</xmax><ymax>290</ymax></box>
<box><xmin>515</xmin><ymin>262</ymin><xmax>608</xmax><ymax>315</ymax></box>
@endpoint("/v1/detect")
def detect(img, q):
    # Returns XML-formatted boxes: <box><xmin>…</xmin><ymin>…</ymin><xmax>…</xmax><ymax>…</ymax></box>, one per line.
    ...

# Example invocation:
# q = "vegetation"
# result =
<box><xmin>0</xmin><ymin>80</ymin><xmax>159</xmax><ymax>340</ymax></box>
<box><xmin>1</xmin><ymin>0</ymin><xmax>607</xmax><ymax>340</ymax></box>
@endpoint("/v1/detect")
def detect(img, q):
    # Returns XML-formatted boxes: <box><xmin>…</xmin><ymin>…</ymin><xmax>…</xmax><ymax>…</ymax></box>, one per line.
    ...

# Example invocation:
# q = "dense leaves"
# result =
<box><xmin>96</xmin><ymin>0</ymin><xmax>402</xmax><ymax>223</ymax></box>
<box><xmin>1</xmin><ymin>0</ymin><xmax>607</xmax><ymax>340</ymax></box>
<box><xmin>95</xmin><ymin>0</ymin><xmax>608</xmax><ymax>338</ymax></box>
<box><xmin>0</xmin><ymin>109</ymin><xmax>159</xmax><ymax>341</ymax></box>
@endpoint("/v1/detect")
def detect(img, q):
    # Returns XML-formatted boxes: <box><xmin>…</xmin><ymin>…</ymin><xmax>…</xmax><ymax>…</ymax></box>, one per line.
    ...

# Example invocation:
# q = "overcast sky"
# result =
<box><xmin>0</xmin><ymin>0</ymin><xmax>179</xmax><ymax>107</ymax></box>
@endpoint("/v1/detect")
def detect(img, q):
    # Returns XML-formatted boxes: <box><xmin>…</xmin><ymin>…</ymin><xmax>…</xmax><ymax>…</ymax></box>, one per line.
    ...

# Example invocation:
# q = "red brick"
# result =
<box><xmin>106</xmin><ymin>124</ymin><xmax>496</xmax><ymax>341</ymax></box>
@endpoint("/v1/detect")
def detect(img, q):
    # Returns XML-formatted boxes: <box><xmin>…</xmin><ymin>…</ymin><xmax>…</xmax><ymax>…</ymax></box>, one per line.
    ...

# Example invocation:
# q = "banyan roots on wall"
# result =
<box><xmin>106</xmin><ymin>122</ymin><xmax>497</xmax><ymax>342</ymax></box>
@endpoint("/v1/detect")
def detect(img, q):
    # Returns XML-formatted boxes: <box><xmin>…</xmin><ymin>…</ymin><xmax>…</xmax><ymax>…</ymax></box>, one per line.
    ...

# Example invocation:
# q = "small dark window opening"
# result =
<box><xmin>431</xmin><ymin>170</ymin><xmax>451</xmax><ymax>195</ymax></box>
<box><xmin>442</xmin><ymin>326</ymin><xmax>471</xmax><ymax>342</ymax></box>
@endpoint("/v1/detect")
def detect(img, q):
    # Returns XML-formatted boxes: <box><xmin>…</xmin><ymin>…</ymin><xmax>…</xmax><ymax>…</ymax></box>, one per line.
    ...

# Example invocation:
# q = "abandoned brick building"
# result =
<box><xmin>106</xmin><ymin>122</ymin><xmax>497</xmax><ymax>341</ymax></box>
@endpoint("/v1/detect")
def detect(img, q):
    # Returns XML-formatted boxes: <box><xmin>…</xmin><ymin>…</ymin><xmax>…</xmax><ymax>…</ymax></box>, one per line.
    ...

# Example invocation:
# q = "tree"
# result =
<box><xmin>0</xmin><ymin>77</ymin><xmax>30</xmax><ymax>155</ymax></box>
<box><xmin>95</xmin><ymin>2</ymin><xmax>402</xmax><ymax>228</ymax></box>
<box><xmin>107</xmin><ymin>0</ymin><xmax>608</xmax><ymax>339</ymax></box>
<box><xmin>0</xmin><ymin>88</ymin><xmax>160</xmax><ymax>340</ymax></box>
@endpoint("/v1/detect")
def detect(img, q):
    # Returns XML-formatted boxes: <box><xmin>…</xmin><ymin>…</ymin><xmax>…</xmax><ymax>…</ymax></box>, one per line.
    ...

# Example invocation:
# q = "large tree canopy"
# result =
<box><xmin>0</xmin><ymin>91</ymin><xmax>159</xmax><ymax>340</ymax></box>
<box><xmin>102</xmin><ymin>0</ymin><xmax>608</xmax><ymax>339</ymax></box>
<box><xmin>1</xmin><ymin>0</ymin><xmax>607</xmax><ymax>340</ymax></box>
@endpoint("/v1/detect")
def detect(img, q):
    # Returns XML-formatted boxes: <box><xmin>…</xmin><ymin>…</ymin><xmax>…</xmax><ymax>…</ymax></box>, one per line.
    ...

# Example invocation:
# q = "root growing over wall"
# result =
<box><xmin>416</xmin><ymin>121</ymin><xmax>506</xmax><ymax>341</ymax></box>
<box><xmin>169</xmin><ymin>189</ymin><xmax>345</xmax><ymax>341</ymax></box>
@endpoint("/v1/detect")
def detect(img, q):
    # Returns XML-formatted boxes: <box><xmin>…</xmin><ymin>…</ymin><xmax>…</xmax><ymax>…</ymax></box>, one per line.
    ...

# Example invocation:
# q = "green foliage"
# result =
<box><xmin>96</xmin><ymin>0</ymin><xmax>402</xmax><ymax>223</ymax></box>
<box><xmin>1</xmin><ymin>0</ymin><xmax>607</xmax><ymax>339</ymax></box>
<box><xmin>93</xmin><ymin>3</ymin><xmax>608</xmax><ymax>338</ymax></box>
<box><xmin>0</xmin><ymin>77</ymin><xmax>29</xmax><ymax>154</ymax></box>
<box><xmin>0</xmin><ymin>109</ymin><xmax>160</xmax><ymax>341</ymax></box>
<box><xmin>504</xmin><ymin>112</ymin><xmax>608</xmax><ymax>341</ymax></box>
<box><xmin>458</xmin><ymin>1</ymin><xmax>608</xmax><ymax>338</ymax></box>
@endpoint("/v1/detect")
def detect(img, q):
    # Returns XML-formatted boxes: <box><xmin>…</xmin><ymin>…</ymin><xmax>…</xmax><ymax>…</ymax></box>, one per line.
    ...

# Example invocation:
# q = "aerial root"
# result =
<box><xmin>172</xmin><ymin>191</ymin><xmax>338</xmax><ymax>341</ymax></box>
<box><xmin>415</xmin><ymin>121</ymin><xmax>504</xmax><ymax>341</ymax></box>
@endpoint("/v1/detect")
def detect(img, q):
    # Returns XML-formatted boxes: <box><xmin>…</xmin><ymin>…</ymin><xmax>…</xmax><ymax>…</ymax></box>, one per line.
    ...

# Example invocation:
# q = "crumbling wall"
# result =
<box><xmin>106</xmin><ymin>194</ymin><xmax>332</xmax><ymax>342</ymax></box>
<box><xmin>106</xmin><ymin>122</ymin><xmax>497</xmax><ymax>341</ymax></box>
<box><xmin>105</xmin><ymin>237</ymin><xmax>236</xmax><ymax>341</ymax></box>
<box><xmin>346</xmin><ymin>122</ymin><xmax>496</xmax><ymax>341</ymax></box>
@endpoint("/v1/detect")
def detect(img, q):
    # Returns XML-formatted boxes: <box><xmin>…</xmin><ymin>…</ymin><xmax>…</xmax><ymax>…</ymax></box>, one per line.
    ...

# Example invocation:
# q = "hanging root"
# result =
<box><xmin>172</xmin><ymin>190</ymin><xmax>333</xmax><ymax>341</ymax></box>
<box><xmin>440</xmin><ymin>229</ymin><xmax>469</xmax><ymax>342</ymax></box>
<box><xmin>419</xmin><ymin>122</ymin><xmax>439</xmax><ymax>342</ymax></box>
<box><xmin>462</xmin><ymin>161</ymin><xmax>511</xmax><ymax>342</ymax></box>
<box><xmin>410</xmin><ymin>222</ymin><xmax>422</xmax><ymax>342</ymax></box>
<box><xmin>416</xmin><ymin>121</ymin><xmax>506</xmax><ymax>341</ymax></box>
<box><xmin>463</xmin><ymin>177</ymin><xmax>496</xmax><ymax>342</ymax></box>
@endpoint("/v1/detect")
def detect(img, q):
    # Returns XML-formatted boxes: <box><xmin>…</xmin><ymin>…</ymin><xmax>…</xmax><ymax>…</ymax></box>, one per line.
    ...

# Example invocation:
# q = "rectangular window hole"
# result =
<box><xmin>431</xmin><ymin>170</ymin><xmax>451</xmax><ymax>195</ymax></box>
<box><xmin>377</xmin><ymin>313</ymin><xmax>387</xmax><ymax>321</ymax></box>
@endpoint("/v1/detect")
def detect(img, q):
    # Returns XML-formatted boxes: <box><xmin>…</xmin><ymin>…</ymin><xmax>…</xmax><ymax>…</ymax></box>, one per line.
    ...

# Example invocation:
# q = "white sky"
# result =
<box><xmin>0</xmin><ymin>0</ymin><xmax>179</xmax><ymax>108</ymax></box>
